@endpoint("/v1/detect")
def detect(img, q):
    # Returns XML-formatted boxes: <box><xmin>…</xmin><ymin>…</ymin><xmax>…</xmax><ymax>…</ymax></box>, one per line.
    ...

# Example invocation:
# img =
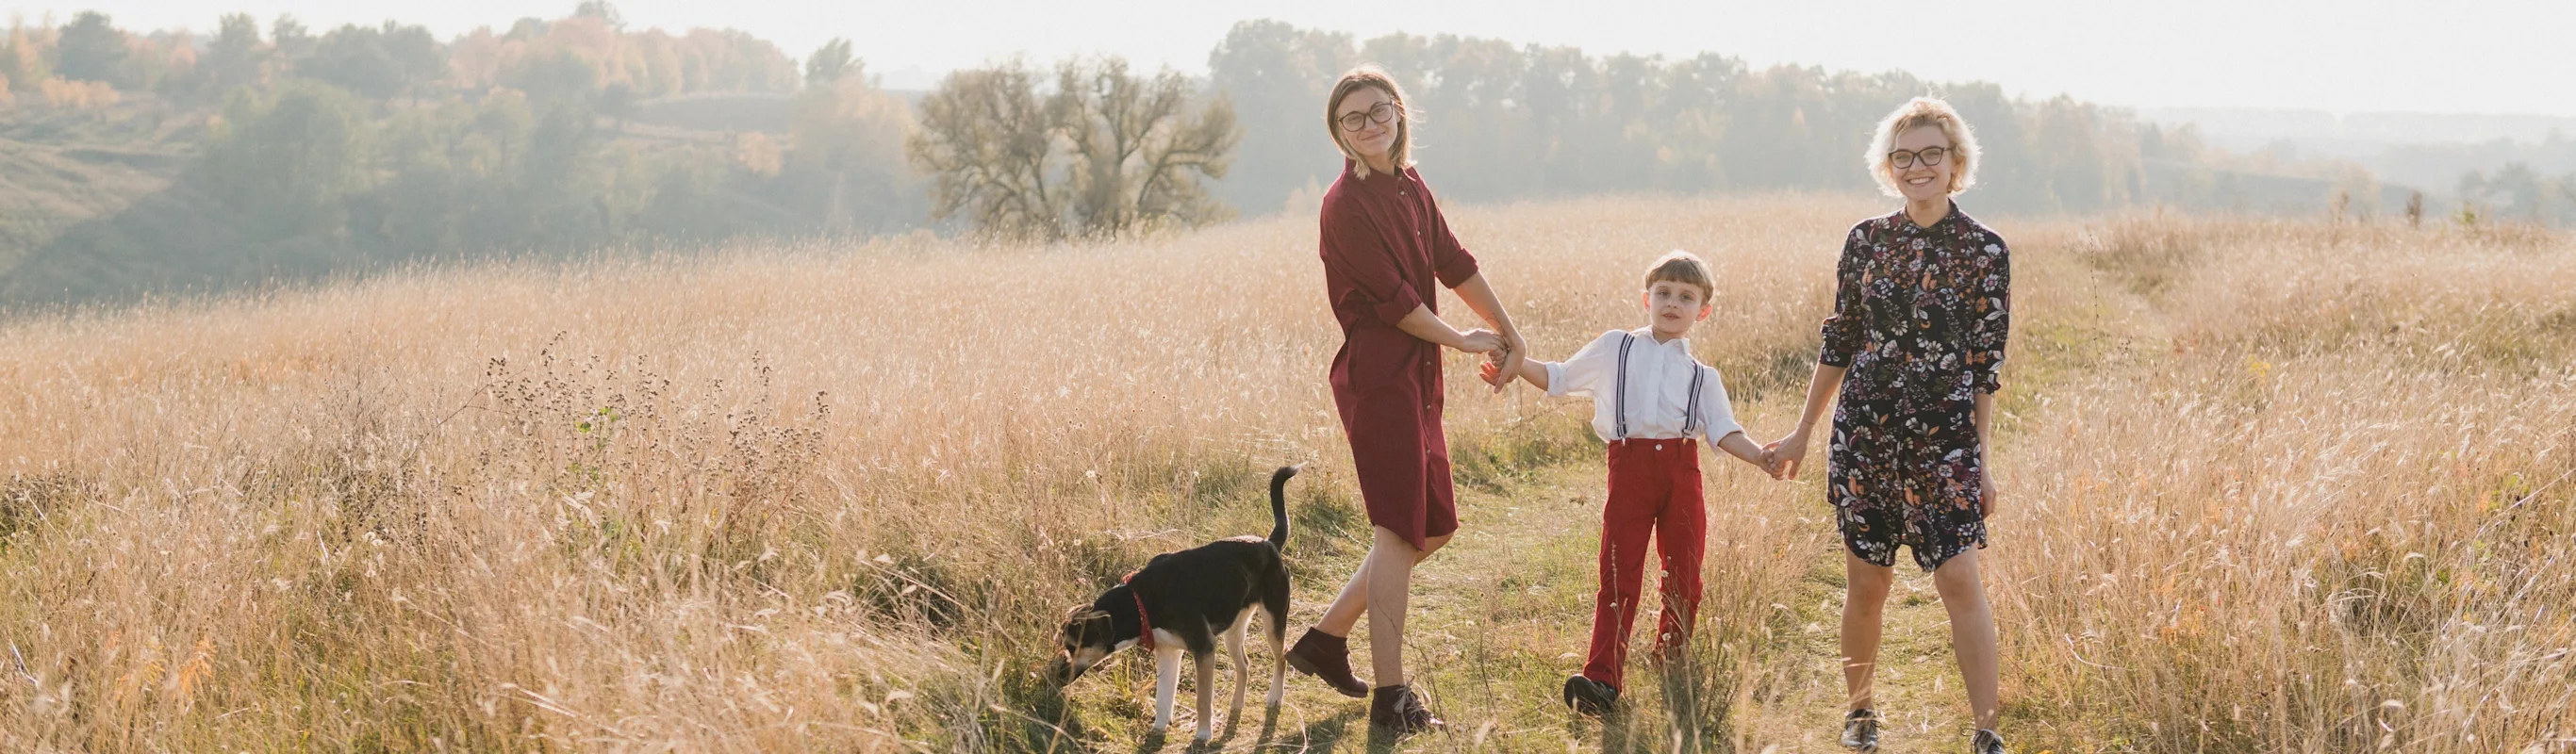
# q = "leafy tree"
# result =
<box><xmin>302</xmin><ymin>25</ymin><xmax>400</xmax><ymax>99</ymax></box>
<box><xmin>1205</xmin><ymin>20</ymin><xmax>1354</xmax><ymax>213</ymax></box>
<box><xmin>300</xmin><ymin>23</ymin><xmax>444</xmax><ymax>101</ymax></box>
<box><xmin>197</xmin><ymin>13</ymin><xmax>266</xmax><ymax>96</ymax></box>
<box><xmin>783</xmin><ymin>58</ymin><xmax>921</xmax><ymax>231</ymax></box>
<box><xmin>506</xmin><ymin>48</ymin><xmax>600</xmax><ymax>107</ymax></box>
<box><xmin>270</xmin><ymin>16</ymin><xmax>314</xmax><ymax>64</ymax></box>
<box><xmin>805</xmin><ymin>38</ymin><xmax>855</xmax><ymax>88</ymax></box>
<box><xmin>198</xmin><ymin>81</ymin><xmax>374</xmax><ymax>241</ymax></box>
<box><xmin>380</xmin><ymin>23</ymin><xmax>447</xmax><ymax>99</ymax></box>
<box><xmin>574</xmin><ymin>1</ymin><xmax>624</xmax><ymax>30</ymax></box>
<box><xmin>55</xmin><ymin>11</ymin><xmax>126</xmax><ymax>85</ymax></box>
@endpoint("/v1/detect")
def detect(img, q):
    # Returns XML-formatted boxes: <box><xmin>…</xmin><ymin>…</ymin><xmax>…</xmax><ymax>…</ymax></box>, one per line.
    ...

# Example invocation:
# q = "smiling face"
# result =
<box><xmin>1332</xmin><ymin>85</ymin><xmax>1402</xmax><ymax>168</ymax></box>
<box><xmin>1641</xmin><ymin>280</ymin><xmax>1713</xmax><ymax>340</ymax></box>
<box><xmin>1889</xmin><ymin>123</ymin><xmax>1957</xmax><ymax>204</ymax></box>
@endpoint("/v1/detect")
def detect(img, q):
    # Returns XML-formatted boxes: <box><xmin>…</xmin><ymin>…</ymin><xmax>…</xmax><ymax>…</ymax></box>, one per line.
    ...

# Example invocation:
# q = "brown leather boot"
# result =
<box><xmin>1368</xmin><ymin>683</ymin><xmax>1443</xmax><ymax>734</ymax></box>
<box><xmin>1284</xmin><ymin>628</ymin><xmax>1368</xmax><ymax>697</ymax></box>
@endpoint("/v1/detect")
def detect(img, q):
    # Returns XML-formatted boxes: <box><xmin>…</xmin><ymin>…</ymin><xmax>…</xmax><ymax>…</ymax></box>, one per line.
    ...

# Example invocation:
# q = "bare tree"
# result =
<box><xmin>909</xmin><ymin>61</ymin><xmax>1065</xmax><ymax>238</ymax></box>
<box><xmin>908</xmin><ymin>57</ymin><xmax>1237</xmax><ymax>239</ymax></box>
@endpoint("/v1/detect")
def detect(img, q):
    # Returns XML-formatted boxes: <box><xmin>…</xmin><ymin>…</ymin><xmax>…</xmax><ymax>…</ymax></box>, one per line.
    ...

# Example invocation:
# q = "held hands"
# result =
<box><xmin>1455</xmin><ymin>329</ymin><xmax>1524</xmax><ymax>393</ymax></box>
<box><xmin>1757</xmin><ymin>433</ymin><xmax>1809</xmax><ymax>481</ymax></box>
<box><xmin>1456</xmin><ymin>329</ymin><xmax>1506</xmax><ymax>354</ymax></box>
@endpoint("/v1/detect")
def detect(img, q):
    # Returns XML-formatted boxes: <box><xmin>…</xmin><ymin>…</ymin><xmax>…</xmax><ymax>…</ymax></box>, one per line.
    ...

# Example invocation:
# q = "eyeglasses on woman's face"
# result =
<box><xmin>1888</xmin><ymin>146</ymin><xmax>1950</xmax><ymax>170</ymax></box>
<box><xmin>1337</xmin><ymin>101</ymin><xmax>1399</xmax><ymax>132</ymax></box>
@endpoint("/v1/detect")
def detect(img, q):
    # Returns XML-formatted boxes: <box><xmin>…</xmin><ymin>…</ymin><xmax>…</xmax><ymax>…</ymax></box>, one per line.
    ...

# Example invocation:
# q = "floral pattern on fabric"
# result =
<box><xmin>1816</xmin><ymin>205</ymin><xmax>2010</xmax><ymax>571</ymax></box>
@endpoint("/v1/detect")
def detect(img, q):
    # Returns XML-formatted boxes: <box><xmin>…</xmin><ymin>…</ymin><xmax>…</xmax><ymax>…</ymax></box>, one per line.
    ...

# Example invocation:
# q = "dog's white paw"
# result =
<box><xmin>1194</xmin><ymin>729</ymin><xmax>1213</xmax><ymax>743</ymax></box>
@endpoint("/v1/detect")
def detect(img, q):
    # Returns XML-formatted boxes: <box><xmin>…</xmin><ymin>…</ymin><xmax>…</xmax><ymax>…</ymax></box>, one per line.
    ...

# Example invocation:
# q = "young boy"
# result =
<box><xmin>1483</xmin><ymin>251</ymin><xmax>1772</xmax><ymax>715</ymax></box>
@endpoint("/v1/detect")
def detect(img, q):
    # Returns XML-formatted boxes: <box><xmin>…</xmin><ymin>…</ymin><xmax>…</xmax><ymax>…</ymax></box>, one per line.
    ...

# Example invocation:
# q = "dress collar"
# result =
<box><xmin>1896</xmin><ymin>201</ymin><xmax>1961</xmax><ymax>232</ymax></box>
<box><xmin>1342</xmin><ymin>158</ymin><xmax>1411</xmax><ymax>186</ymax></box>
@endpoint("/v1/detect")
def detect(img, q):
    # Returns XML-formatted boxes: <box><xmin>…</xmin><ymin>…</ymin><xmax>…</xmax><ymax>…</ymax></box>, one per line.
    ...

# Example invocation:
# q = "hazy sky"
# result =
<box><xmin>13</xmin><ymin>0</ymin><xmax>2573</xmax><ymax>117</ymax></box>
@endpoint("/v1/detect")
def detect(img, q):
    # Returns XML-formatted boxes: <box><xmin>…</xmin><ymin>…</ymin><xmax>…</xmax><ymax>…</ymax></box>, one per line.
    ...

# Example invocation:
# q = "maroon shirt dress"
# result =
<box><xmin>1317</xmin><ymin>160</ymin><xmax>1481</xmax><ymax>551</ymax></box>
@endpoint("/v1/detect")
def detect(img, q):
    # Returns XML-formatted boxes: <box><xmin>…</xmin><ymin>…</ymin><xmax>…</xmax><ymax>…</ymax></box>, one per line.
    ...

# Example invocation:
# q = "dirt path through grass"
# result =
<box><xmin>1099</xmin><ymin>235</ymin><xmax>2141</xmax><ymax>753</ymax></box>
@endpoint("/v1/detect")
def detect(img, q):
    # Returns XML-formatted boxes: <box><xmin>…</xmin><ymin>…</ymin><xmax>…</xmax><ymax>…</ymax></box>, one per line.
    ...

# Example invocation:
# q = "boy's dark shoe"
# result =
<box><xmin>1973</xmin><ymin>729</ymin><xmax>2008</xmax><ymax>754</ymax></box>
<box><xmin>1368</xmin><ymin>684</ymin><xmax>1444</xmax><ymax>734</ymax></box>
<box><xmin>1841</xmin><ymin>708</ymin><xmax>1880</xmax><ymax>751</ymax></box>
<box><xmin>1561</xmin><ymin>676</ymin><xmax>1619</xmax><ymax>716</ymax></box>
<box><xmin>1284</xmin><ymin>628</ymin><xmax>1369</xmax><ymax>697</ymax></box>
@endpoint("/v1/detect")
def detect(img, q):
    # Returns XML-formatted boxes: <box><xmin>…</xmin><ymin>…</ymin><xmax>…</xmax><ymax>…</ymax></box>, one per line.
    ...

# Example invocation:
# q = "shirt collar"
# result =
<box><xmin>1342</xmin><ymin>158</ymin><xmax>1411</xmax><ymax>187</ymax></box>
<box><xmin>1630</xmin><ymin>327</ymin><xmax>1691</xmax><ymax>353</ymax></box>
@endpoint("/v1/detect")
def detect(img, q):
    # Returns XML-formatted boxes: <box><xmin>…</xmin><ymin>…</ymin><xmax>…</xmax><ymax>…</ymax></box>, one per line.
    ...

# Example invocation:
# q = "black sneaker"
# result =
<box><xmin>1561</xmin><ymin>676</ymin><xmax>1618</xmax><ymax>716</ymax></box>
<box><xmin>1841</xmin><ymin>708</ymin><xmax>1880</xmax><ymax>751</ymax></box>
<box><xmin>1973</xmin><ymin>729</ymin><xmax>2008</xmax><ymax>754</ymax></box>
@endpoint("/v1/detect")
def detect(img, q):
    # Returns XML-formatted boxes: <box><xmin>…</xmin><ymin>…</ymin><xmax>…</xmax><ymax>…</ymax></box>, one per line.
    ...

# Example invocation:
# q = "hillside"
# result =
<box><xmin>2</xmin><ymin>195</ymin><xmax>2569</xmax><ymax>751</ymax></box>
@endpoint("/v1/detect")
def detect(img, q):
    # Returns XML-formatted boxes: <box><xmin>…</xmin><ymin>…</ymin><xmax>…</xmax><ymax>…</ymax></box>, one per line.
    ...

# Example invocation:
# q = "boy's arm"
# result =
<box><xmin>1544</xmin><ymin>331</ymin><xmax>1624</xmax><ymax>398</ymax></box>
<box><xmin>1712</xmin><ymin>431</ymin><xmax>1767</xmax><ymax>467</ymax></box>
<box><xmin>1485</xmin><ymin>353</ymin><xmax>1552</xmax><ymax>391</ymax></box>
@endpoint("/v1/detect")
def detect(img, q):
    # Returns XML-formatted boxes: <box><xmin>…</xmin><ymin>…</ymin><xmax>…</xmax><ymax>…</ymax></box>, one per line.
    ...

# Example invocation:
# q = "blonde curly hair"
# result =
<box><xmin>1866</xmin><ymin>96</ymin><xmax>1981</xmax><ymax>198</ymax></box>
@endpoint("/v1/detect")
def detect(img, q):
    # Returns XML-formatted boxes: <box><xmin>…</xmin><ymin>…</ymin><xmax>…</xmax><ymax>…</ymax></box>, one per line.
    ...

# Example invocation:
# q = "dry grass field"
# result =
<box><xmin>1</xmin><ymin>195</ymin><xmax>2570</xmax><ymax>752</ymax></box>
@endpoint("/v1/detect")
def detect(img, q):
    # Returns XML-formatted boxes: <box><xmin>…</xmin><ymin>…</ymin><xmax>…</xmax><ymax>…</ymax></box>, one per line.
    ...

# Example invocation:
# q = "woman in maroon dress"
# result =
<box><xmin>1282</xmin><ymin>65</ymin><xmax>1526</xmax><ymax>735</ymax></box>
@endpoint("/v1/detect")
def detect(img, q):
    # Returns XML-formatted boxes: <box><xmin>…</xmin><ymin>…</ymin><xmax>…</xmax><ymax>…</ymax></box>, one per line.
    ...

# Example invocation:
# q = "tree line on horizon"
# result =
<box><xmin>0</xmin><ymin>3</ymin><xmax>918</xmax><ymax>304</ymax></box>
<box><xmin>2</xmin><ymin>8</ymin><xmax>2570</xmax><ymax>305</ymax></box>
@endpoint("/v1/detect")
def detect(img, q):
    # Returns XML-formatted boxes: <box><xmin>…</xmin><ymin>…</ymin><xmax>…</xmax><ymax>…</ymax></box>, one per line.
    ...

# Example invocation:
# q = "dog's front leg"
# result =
<box><xmin>1193</xmin><ymin>649</ymin><xmax>1216</xmax><ymax>743</ymax></box>
<box><xmin>1150</xmin><ymin>644</ymin><xmax>1181</xmax><ymax>734</ymax></box>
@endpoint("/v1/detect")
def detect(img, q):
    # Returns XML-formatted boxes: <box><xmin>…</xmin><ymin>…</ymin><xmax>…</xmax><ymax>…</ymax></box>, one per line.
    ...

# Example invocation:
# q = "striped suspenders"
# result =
<box><xmin>1612</xmin><ymin>332</ymin><xmax>1707</xmax><ymax>441</ymax></box>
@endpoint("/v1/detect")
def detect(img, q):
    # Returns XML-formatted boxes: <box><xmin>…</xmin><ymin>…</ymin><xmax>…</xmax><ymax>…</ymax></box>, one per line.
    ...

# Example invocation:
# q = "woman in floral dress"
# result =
<box><xmin>1766</xmin><ymin>96</ymin><xmax>2013</xmax><ymax>754</ymax></box>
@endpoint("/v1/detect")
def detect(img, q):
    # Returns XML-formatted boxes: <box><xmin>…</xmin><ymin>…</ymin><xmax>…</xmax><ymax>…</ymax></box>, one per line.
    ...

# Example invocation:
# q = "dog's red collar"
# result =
<box><xmin>1123</xmin><ymin>571</ymin><xmax>1156</xmax><ymax>651</ymax></box>
<box><xmin>1132</xmin><ymin>590</ymin><xmax>1156</xmax><ymax>651</ymax></box>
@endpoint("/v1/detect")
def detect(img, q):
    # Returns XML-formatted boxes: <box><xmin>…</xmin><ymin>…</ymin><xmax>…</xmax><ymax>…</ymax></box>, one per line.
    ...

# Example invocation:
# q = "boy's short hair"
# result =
<box><xmin>1643</xmin><ymin>251</ymin><xmax>1714</xmax><ymax>300</ymax></box>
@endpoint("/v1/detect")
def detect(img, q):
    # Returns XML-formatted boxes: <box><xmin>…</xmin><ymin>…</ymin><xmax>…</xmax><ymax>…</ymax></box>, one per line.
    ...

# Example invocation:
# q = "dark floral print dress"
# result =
<box><xmin>1817</xmin><ymin>204</ymin><xmax>2010</xmax><ymax>571</ymax></box>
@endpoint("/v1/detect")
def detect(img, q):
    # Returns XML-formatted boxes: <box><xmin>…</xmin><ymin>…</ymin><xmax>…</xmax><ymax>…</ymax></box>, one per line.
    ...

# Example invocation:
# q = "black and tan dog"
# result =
<box><xmin>1049</xmin><ymin>466</ymin><xmax>1297</xmax><ymax>742</ymax></box>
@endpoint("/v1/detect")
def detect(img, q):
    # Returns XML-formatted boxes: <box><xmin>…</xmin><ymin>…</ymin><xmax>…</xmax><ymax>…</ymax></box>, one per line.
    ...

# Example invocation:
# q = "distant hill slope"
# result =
<box><xmin>0</xmin><ymin>138</ymin><xmax>184</xmax><ymax>281</ymax></box>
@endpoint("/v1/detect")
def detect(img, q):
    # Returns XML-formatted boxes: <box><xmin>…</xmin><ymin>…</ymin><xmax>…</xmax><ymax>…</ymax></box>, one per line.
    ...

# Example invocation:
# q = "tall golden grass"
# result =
<box><xmin>0</xmin><ymin>195</ymin><xmax>2568</xmax><ymax>752</ymax></box>
<box><xmin>1998</xmin><ymin>217</ymin><xmax>2576</xmax><ymax>751</ymax></box>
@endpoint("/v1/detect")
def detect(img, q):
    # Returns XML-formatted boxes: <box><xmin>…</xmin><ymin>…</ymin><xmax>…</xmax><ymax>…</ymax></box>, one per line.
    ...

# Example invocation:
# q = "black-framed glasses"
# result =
<box><xmin>1888</xmin><ymin>146</ymin><xmax>1950</xmax><ymax>170</ymax></box>
<box><xmin>1337</xmin><ymin>101</ymin><xmax>1399</xmax><ymax>132</ymax></box>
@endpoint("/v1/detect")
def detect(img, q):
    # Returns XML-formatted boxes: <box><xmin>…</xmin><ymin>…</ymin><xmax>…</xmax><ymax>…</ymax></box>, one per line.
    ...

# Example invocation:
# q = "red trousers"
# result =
<box><xmin>1581</xmin><ymin>438</ymin><xmax>1706</xmax><ymax>690</ymax></box>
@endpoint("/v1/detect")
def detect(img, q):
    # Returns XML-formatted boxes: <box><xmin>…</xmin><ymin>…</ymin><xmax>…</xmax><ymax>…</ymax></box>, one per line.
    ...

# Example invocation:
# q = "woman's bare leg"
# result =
<box><xmin>1842</xmin><ymin>552</ymin><xmax>1896</xmax><ymax>712</ymax></box>
<box><xmin>1314</xmin><ymin>531</ymin><xmax>1449</xmax><ymax>637</ymax></box>
<box><xmin>1362</xmin><ymin>527</ymin><xmax>1427</xmax><ymax>683</ymax></box>
<box><xmin>1932</xmin><ymin>549</ymin><xmax>2002</xmax><ymax>730</ymax></box>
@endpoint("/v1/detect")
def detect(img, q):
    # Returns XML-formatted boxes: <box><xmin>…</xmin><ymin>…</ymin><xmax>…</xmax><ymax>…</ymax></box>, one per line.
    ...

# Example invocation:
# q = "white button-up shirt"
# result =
<box><xmin>1543</xmin><ymin>328</ymin><xmax>1745</xmax><ymax>443</ymax></box>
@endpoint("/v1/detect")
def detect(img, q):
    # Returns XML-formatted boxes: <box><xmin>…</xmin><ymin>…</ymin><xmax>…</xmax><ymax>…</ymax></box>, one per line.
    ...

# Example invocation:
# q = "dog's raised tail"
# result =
<box><xmin>1267</xmin><ymin>465</ymin><xmax>1301</xmax><ymax>550</ymax></box>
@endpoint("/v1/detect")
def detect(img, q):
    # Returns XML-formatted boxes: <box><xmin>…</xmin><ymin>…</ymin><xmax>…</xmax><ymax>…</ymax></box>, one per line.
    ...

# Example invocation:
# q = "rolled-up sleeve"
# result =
<box><xmin>1816</xmin><ymin>225</ymin><xmax>1870</xmax><ymax>369</ymax></box>
<box><xmin>1320</xmin><ymin>201</ymin><xmax>1425</xmax><ymax>328</ymax></box>
<box><xmin>1694</xmin><ymin>366</ymin><xmax>1745</xmax><ymax>441</ymax></box>
<box><xmin>1420</xmin><ymin>178</ymin><xmax>1481</xmax><ymax>288</ymax></box>
<box><xmin>1544</xmin><ymin>331</ymin><xmax>1624</xmax><ymax>399</ymax></box>
<box><xmin>1967</xmin><ymin>235</ymin><xmax>2011</xmax><ymax>394</ymax></box>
